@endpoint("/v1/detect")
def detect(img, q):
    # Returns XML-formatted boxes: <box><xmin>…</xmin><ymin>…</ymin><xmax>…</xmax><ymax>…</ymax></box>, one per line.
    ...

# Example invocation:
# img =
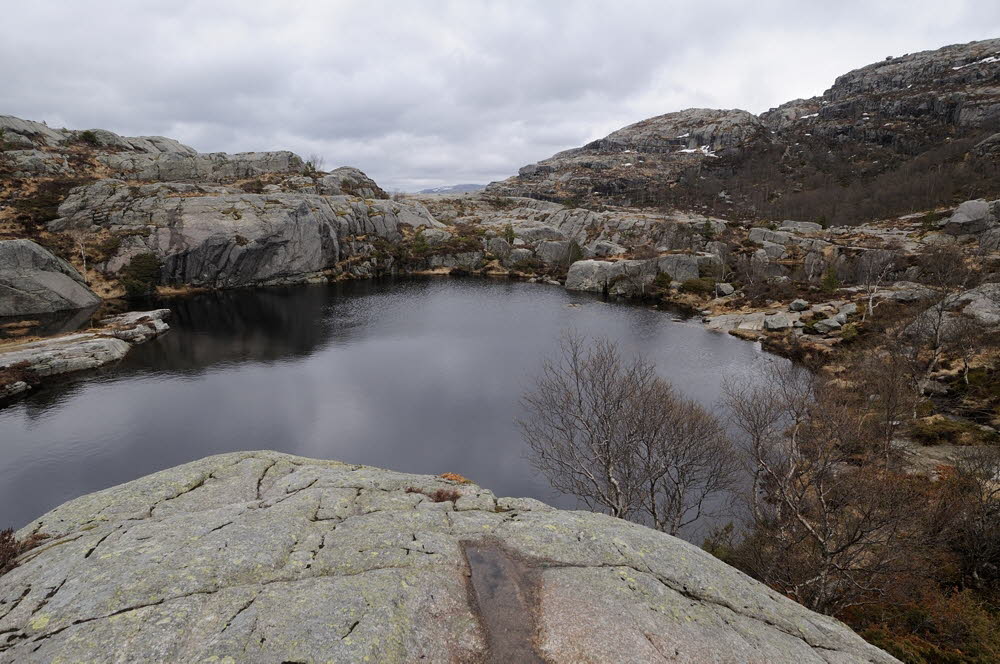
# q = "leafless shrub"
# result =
<box><xmin>853</xmin><ymin>250</ymin><xmax>898</xmax><ymax>321</ymax></box>
<box><xmin>519</xmin><ymin>332</ymin><xmax>737</xmax><ymax>535</ymax></box>
<box><xmin>304</xmin><ymin>153</ymin><xmax>326</xmax><ymax>175</ymax></box>
<box><xmin>631</xmin><ymin>244</ymin><xmax>658</xmax><ymax>260</ymax></box>
<box><xmin>0</xmin><ymin>529</ymin><xmax>49</xmax><ymax>576</ymax></box>
<box><xmin>723</xmin><ymin>362</ymin><xmax>927</xmax><ymax>615</ymax></box>
<box><xmin>951</xmin><ymin>447</ymin><xmax>1000</xmax><ymax>589</ymax></box>
<box><xmin>732</xmin><ymin>252</ymin><xmax>782</xmax><ymax>302</ymax></box>
<box><xmin>406</xmin><ymin>487</ymin><xmax>462</xmax><ymax>503</ymax></box>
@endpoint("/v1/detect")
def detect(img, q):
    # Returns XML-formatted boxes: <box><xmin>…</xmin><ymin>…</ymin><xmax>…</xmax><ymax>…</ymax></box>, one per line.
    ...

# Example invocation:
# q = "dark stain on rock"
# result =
<box><xmin>463</xmin><ymin>539</ymin><xmax>545</xmax><ymax>664</ymax></box>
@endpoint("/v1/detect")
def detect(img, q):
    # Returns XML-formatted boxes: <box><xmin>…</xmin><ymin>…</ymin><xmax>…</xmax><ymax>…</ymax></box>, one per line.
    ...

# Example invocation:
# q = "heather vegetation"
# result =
<box><xmin>522</xmin><ymin>259</ymin><xmax>1000</xmax><ymax>662</ymax></box>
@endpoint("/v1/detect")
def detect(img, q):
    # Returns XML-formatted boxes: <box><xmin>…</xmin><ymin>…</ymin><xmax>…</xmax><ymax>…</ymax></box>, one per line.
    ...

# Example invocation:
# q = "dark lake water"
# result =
<box><xmin>0</xmin><ymin>277</ymin><xmax>770</xmax><ymax>530</ymax></box>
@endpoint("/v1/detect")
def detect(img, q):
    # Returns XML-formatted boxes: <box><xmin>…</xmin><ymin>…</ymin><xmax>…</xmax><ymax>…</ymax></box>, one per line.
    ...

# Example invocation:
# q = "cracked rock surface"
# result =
<box><xmin>0</xmin><ymin>451</ymin><xmax>897</xmax><ymax>663</ymax></box>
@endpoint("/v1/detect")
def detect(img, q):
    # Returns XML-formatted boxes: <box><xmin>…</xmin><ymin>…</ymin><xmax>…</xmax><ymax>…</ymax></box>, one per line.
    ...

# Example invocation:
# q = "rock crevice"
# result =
<box><xmin>0</xmin><ymin>451</ymin><xmax>898</xmax><ymax>663</ymax></box>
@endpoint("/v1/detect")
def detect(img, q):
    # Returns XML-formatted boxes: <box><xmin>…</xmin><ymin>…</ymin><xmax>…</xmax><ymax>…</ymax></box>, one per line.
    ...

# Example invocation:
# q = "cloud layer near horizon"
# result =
<box><xmin>4</xmin><ymin>1</ymin><xmax>999</xmax><ymax>190</ymax></box>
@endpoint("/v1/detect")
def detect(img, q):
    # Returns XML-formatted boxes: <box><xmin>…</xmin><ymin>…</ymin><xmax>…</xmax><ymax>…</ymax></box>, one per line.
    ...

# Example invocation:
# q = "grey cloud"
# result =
<box><xmin>2</xmin><ymin>0</ymin><xmax>999</xmax><ymax>190</ymax></box>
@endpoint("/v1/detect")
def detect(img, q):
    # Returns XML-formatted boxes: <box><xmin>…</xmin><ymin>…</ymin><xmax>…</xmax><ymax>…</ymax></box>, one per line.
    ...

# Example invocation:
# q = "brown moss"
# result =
<box><xmin>0</xmin><ymin>360</ymin><xmax>38</xmax><ymax>389</ymax></box>
<box><xmin>405</xmin><ymin>487</ymin><xmax>463</xmax><ymax>502</ymax></box>
<box><xmin>438</xmin><ymin>472</ymin><xmax>472</xmax><ymax>484</ymax></box>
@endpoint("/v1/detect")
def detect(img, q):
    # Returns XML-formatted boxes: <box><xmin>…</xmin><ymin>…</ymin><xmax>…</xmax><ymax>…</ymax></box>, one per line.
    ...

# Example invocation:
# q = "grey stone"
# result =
<box><xmin>535</xmin><ymin>240</ymin><xmax>572</xmax><ymax>266</ymax></box>
<box><xmin>789</xmin><ymin>298</ymin><xmax>810</xmax><ymax>311</ymax></box>
<box><xmin>705</xmin><ymin>312</ymin><xmax>767</xmax><ymax>332</ymax></box>
<box><xmin>779</xmin><ymin>220</ymin><xmax>823</xmax><ymax>233</ymax></box>
<box><xmin>421</xmin><ymin>228</ymin><xmax>452</xmax><ymax>246</ymax></box>
<box><xmin>97</xmin><ymin>150</ymin><xmax>307</xmax><ymax>183</ymax></box>
<box><xmin>585</xmin><ymin>240</ymin><xmax>626</xmax><ymax>258</ymax></box>
<box><xmin>100</xmin><ymin>309</ymin><xmax>171</xmax><ymax>344</ymax></box>
<box><xmin>813</xmin><ymin>318</ymin><xmax>843</xmax><ymax>333</ymax></box>
<box><xmin>486</xmin><ymin>237</ymin><xmax>511</xmax><ymax>259</ymax></box>
<box><xmin>749</xmin><ymin>227</ymin><xmax>792</xmax><ymax>245</ymax></box>
<box><xmin>607</xmin><ymin>260</ymin><xmax>657</xmax><ymax>297</ymax></box>
<box><xmin>565</xmin><ymin>259</ymin><xmax>660</xmax><ymax>296</ymax></box>
<box><xmin>656</xmin><ymin>254</ymin><xmax>700</xmax><ymax>282</ymax></box>
<box><xmin>939</xmin><ymin>199</ymin><xmax>996</xmax><ymax>235</ymax></box>
<box><xmin>0</xmin><ymin>240</ymin><xmax>101</xmax><ymax>317</ymax></box>
<box><xmin>982</xmin><ymin>227</ymin><xmax>1000</xmax><ymax>251</ymax></box>
<box><xmin>565</xmin><ymin>260</ymin><xmax>613</xmax><ymax>292</ymax></box>
<box><xmin>876</xmin><ymin>282</ymin><xmax>937</xmax><ymax>303</ymax></box>
<box><xmin>4</xmin><ymin>149</ymin><xmax>70</xmax><ymax>176</ymax></box>
<box><xmin>428</xmin><ymin>252</ymin><xmax>485</xmax><ymax>271</ymax></box>
<box><xmin>762</xmin><ymin>240</ymin><xmax>787</xmax><ymax>259</ymax></box>
<box><xmin>0</xmin><ymin>452</ymin><xmax>898</xmax><ymax>663</ymax></box>
<box><xmin>496</xmin><ymin>496</ymin><xmax>553</xmax><ymax>512</ymax></box>
<box><xmin>503</xmin><ymin>248</ymin><xmax>536</xmax><ymax>269</ymax></box>
<box><xmin>0</xmin><ymin>115</ymin><xmax>71</xmax><ymax>147</ymax></box>
<box><xmin>508</xmin><ymin>222</ymin><xmax>566</xmax><ymax>243</ymax></box>
<box><xmin>941</xmin><ymin>283</ymin><xmax>1000</xmax><ymax>326</ymax></box>
<box><xmin>704</xmin><ymin>240</ymin><xmax>729</xmax><ymax>257</ymax></box>
<box><xmin>923</xmin><ymin>232</ymin><xmax>957</xmax><ymax>246</ymax></box>
<box><xmin>839</xmin><ymin>302</ymin><xmax>858</xmax><ymax>316</ymax></box>
<box><xmin>716</xmin><ymin>282</ymin><xmax>735</xmax><ymax>296</ymax></box>
<box><xmin>764</xmin><ymin>312</ymin><xmax>797</xmax><ymax>330</ymax></box>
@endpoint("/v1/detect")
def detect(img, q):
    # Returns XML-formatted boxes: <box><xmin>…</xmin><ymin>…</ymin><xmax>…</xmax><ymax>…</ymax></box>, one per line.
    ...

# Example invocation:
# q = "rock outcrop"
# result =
<box><xmin>906</xmin><ymin>282</ymin><xmax>1000</xmax><ymax>337</ymax></box>
<box><xmin>1</xmin><ymin>115</ymin><xmax>415</xmax><ymax>292</ymax></box>
<box><xmin>0</xmin><ymin>452</ymin><xmax>897</xmax><ymax>663</ymax></box>
<box><xmin>496</xmin><ymin>108</ymin><xmax>766</xmax><ymax>202</ymax></box>
<box><xmin>938</xmin><ymin>199</ymin><xmax>999</xmax><ymax>239</ymax></box>
<box><xmin>0</xmin><ymin>309</ymin><xmax>169</xmax><ymax>399</ymax></box>
<box><xmin>488</xmin><ymin>39</ymin><xmax>1000</xmax><ymax>222</ymax></box>
<box><xmin>0</xmin><ymin>240</ymin><xmax>101</xmax><ymax>317</ymax></box>
<box><xmin>50</xmin><ymin>180</ymin><xmax>438</xmax><ymax>288</ymax></box>
<box><xmin>0</xmin><ymin>115</ymin><xmax>305</xmax><ymax>182</ymax></box>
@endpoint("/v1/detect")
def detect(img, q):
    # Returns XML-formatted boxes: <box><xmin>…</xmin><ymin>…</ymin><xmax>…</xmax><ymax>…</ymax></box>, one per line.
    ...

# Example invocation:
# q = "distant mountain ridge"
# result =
<box><xmin>487</xmin><ymin>38</ymin><xmax>1000</xmax><ymax>225</ymax></box>
<box><xmin>417</xmin><ymin>183</ymin><xmax>485</xmax><ymax>194</ymax></box>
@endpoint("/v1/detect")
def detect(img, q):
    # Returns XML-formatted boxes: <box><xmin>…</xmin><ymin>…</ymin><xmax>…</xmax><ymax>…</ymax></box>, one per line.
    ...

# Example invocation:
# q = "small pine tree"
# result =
<box><xmin>502</xmin><ymin>223</ymin><xmax>515</xmax><ymax>244</ymax></box>
<box><xmin>821</xmin><ymin>266</ymin><xmax>841</xmax><ymax>293</ymax></box>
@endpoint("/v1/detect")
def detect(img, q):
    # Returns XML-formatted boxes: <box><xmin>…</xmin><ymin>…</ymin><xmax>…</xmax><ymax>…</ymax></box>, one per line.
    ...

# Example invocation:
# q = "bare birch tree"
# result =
<box><xmin>853</xmin><ymin>249</ymin><xmax>897</xmax><ymax>322</ymax></box>
<box><xmin>723</xmin><ymin>362</ymin><xmax>924</xmax><ymax>615</ymax></box>
<box><xmin>952</xmin><ymin>447</ymin><xmax>1000</xmax><ymax>590</ymax></box>
<box><xmin>519</xmin><ymin>333</ymin><xmax>737</xmax><ymax>535</ymax></box>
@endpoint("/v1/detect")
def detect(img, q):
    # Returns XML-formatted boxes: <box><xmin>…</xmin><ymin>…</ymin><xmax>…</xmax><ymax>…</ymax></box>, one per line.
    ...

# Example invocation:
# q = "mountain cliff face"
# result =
<box><xmin>488</xmin><ymin>38</ymin><xmax>1000</xmax><ymax>224</ymax></box>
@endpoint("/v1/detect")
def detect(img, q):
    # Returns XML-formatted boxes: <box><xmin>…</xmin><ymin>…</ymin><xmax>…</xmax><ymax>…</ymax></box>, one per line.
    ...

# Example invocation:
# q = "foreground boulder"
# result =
<box><xmin>0</xmin><ymin>452</ymin><xmax>896</xmax><ymax>663</ymax></box>
<box><xmin>0</xmin><ymin>240</ymin><xmax>100</xmax><ymax>317</ymax></box>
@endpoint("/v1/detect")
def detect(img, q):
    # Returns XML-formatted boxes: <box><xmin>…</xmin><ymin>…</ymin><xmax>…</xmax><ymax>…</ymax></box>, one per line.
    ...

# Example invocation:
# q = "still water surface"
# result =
<box><xmin>0</xmin><ymin>278</ymin><xmax>770</xmax><ymax>529</ymax></box>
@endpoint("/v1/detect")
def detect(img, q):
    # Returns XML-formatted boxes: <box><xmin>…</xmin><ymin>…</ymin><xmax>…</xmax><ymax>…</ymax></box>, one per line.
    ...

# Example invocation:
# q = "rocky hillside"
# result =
<box><xmin>0</xmin><ymin>451</ymin><xmax>897</xmax><ymax>663</ymax></box>
<box><xmin>488</xmin><ymin>38</ymin><xmax>1000</xmax><ymax>224</ymax></box>
<box><xmin>0</xmin><ymin>115</ymin><xmax>436</xmax><ymax>298</ymax></box>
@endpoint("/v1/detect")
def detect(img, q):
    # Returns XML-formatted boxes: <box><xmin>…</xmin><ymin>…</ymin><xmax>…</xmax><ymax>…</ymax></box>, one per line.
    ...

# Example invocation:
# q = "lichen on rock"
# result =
<box><xmin>0</xmin><ymin>451</ymin><xmax>898</xmax><ymax>662</ymax></box>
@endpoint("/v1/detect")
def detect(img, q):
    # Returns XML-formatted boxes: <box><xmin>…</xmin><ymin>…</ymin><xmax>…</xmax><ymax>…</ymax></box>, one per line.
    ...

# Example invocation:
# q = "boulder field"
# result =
<box><xmin>0</xmin><ymin>452</ymin><xmax>897</xmax><ymax>663</ymax></box>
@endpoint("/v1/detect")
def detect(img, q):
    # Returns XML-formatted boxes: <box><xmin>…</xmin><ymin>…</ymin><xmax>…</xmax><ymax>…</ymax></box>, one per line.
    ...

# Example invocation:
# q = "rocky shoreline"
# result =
<box><xmin>0</xmin><ymin>309</ymin><xmax>169</xmax><ymax>399</ymax></box>
<box><xmin>0</xmin><ymin>451</ymin><xmax>897</xmax><ymax>663</ymax></box>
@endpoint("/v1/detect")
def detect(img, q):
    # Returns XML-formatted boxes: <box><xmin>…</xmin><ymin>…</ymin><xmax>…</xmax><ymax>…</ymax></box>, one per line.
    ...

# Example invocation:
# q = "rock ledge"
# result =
<box><xmin>0</xmin><ymin>451</ymin><xmax>897</xmax><ymax>662</ymax></box>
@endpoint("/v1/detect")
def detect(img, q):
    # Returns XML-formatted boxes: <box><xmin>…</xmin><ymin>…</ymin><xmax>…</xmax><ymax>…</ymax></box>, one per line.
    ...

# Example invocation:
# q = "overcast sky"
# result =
<box><xmin>3</xmin><ymin>1</ymin><xmax>999</xmax><ymax>191</ymax></box>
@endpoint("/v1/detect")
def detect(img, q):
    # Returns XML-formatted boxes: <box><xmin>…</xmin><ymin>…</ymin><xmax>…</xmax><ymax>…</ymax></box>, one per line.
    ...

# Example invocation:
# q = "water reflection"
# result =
<box><xmin>0</xmin><ymin>305</ymin><xmax>101</xmax><ymax>341</ymax></box>
<box><xmin>0</xmin><ymin>277</ymin><xmax>771</xmax><ymax>531</ymax></box>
